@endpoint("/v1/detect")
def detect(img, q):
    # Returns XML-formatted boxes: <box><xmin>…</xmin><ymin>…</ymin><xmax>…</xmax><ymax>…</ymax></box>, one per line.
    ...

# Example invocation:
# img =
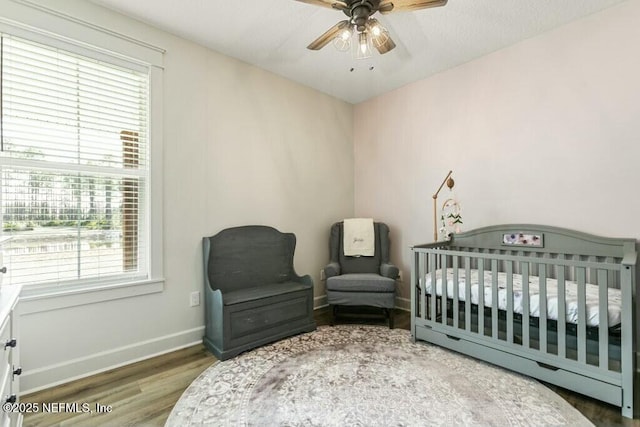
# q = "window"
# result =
<box><xmin>0</xmin><ymin>33</ymin><xmax>150</xmax><ymax>290</ymax></box>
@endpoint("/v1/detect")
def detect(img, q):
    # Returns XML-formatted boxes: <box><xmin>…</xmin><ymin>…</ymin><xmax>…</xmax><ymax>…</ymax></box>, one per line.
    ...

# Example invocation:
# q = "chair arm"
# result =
<box><xmin>324</xmin><ymin>262</ymin><xmax>341</xmax><ymax>278</ymax></box>
<box><xmin>380</xmin><ymin>263</ymin><xmax>399</xmax><ymax>279</ymax></box>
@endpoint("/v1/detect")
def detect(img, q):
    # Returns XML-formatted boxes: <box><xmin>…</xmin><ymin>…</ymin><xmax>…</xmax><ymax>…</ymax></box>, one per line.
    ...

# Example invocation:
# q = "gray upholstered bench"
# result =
<box><xmin>202</xmin><ymin>225</ymin><xmax>316</xmax><ymax>360</ymax></box>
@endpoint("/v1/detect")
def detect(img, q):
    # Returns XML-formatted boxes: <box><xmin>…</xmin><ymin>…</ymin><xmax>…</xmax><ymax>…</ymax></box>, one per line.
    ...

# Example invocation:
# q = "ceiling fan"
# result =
<box><xmin>295</xmin><ymin>0</ymin><xmax>448</xmax><ymax>57</ymax></box>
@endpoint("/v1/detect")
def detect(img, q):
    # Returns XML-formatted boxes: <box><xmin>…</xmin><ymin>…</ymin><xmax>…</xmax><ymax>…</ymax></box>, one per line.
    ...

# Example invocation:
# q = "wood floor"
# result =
<box><xmin>22</xmin><ymin>308</ymin><xmax>640</xmax><ymax>427</ymax></box>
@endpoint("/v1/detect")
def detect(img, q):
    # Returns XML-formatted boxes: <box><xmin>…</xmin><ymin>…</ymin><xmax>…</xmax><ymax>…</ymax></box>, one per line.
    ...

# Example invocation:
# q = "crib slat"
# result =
<box><xmin>597</xmin><ymin>269</ymin><xmax>609</xmax><ymax>370</ymax></box>
<box><xmin>465</xmin><ymin>256</ymin><xmax>471</xmax><ymax>332</ymax></box>
<box><xmin>429</xmin><ymin>253</ymin><xmax>437</xmax><ymax>323</ymax></box>
<box><xmin>416</xmin><ymin>251</ymin><xmax>421</xmax><ymax>320</ymax></box>
<box><xmin>522</xmin><ymin>262</ymin><xmax>530</xmax><ymax>349</ymax></box>
<box><xmin>557</xmin><ymin>260</ymin><xmax>567</xmax><ymax>360</ymax></box>
<box><xmin>453</xmin><ymin>255</ymin><xmax>459</xmax><ymax>329</ymax></box>
<box><xmin>506</xmin><ymin>261</ymin><xmax>514</xmax><ymax>344</ymax></box>
<box><xmin>442</xmin><ymin>253</ymin><xmax>449</xmax><ymax>326</ymax></box>
<box><xmin>539</xmin><ymin>264</ymin><xmax>547</xmax><ymax>354</ymax></box>
<box><xmin>478</xmin><ymin>257</ymin><xmax>485</xmax><ymax>335</ymax></box>
<box><xmin>417</xmin><ymin>252</ymin><xmax>424</xmax><ymax>321</ymax></box>
<box><xmin>577</xmin><ymin>267</ymin><xmax>587</xmax><ymax>365</ymax></box>
<box><xmin>421</xmin><ymin>252</ymin><xmax>428</xmax><ymax>321</ymax></box>
<box><xmin>415</xmin><ymin>252</ymin><xmax>420</xmax><ymax>320</ymax></box>
<box><xmin>491</xmin><ymin>259</ymin><xmax>498</xmax><ymax>339</ymax></box>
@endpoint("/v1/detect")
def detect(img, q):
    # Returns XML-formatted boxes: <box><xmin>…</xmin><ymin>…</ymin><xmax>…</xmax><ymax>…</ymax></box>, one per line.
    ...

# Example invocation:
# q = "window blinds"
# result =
<box><xmin>0</xmin><ymin>34</ymin><xmax>150</xmax><ymax>287</ymax></box>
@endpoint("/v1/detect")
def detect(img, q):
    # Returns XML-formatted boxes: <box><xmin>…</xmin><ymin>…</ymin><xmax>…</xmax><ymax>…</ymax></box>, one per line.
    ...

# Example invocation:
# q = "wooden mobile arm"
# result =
<box><xmin>432</xmin><ymin>170</ymin><xmax>454</xmax><ymax>241</ymax></box>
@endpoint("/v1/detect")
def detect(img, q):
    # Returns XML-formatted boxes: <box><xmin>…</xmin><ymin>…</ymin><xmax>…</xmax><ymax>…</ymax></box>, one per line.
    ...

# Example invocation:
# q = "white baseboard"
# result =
<box><xmin>314</xmin><ymin>295</ymin><xmax>328</xmax><ymax>309</ymax></box>
<box><xmin>21</xmin><ymin>326</ymin><xmax>205</xmax><ymax>394</ymax></box>
<box><xmin>395</xmin><ymin>296</ymin><xmax>410</xmax><ymax>312</ymax></box>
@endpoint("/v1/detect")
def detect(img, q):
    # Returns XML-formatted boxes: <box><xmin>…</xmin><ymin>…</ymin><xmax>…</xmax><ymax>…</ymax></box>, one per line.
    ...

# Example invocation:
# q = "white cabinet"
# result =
<box><xmin>0</xmin><ymin>287</ymin><xmax>20</xmax><ymax>427</ymax></box>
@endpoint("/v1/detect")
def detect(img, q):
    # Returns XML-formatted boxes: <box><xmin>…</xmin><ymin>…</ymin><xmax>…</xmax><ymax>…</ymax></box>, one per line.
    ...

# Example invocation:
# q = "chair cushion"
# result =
<box><xmin>326</xmin><ymin>273</ymin><xmax>395</xmax><ymax>293</ymax></box>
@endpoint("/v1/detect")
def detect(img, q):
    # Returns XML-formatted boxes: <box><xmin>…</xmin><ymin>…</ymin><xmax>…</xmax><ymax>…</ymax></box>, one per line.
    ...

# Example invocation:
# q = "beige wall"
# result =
<box><xmin>4</xmin><ymin>0</ymin><xmax>353</xmax><ymax>391</ymax></box>
<box><xmin>354</xmin><ymin>1</ymin><xmax>640</xmax><ymax>306</ymax></box>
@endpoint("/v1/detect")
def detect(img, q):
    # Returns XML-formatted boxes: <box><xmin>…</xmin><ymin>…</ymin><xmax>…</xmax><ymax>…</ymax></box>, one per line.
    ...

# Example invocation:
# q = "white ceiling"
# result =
<box><xmin>90</xmin><ymin>0</ymin><xmax>628</xmax><ymax>104</ymax></box>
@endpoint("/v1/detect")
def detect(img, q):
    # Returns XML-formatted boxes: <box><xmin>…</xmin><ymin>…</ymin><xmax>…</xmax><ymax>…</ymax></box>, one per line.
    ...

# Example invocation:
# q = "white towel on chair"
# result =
<box><xmin>343</xmin><ymin>218</ymin><xmax>375</xmax><ymax>256</ymax></box>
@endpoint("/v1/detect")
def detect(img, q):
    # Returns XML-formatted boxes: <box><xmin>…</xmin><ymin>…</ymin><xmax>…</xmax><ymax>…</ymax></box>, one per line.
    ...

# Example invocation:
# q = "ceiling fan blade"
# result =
<box><xmin>307</xmin><ymin>20</ymin><xmax>351</xmax><ymax>50</ymax></box>
<box><xmin>294</xmin><ymin>0</ymin><xmax>348</xmax><ymax>11</ymax></box>
<box><xmin>379</xmin><ymin>0</ymin><xmax>447</xmax><ymax>14</ymax></box>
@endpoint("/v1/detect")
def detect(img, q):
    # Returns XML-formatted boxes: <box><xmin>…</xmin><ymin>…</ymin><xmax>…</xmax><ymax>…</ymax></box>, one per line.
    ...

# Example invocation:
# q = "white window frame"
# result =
<box><xmin>0</xmin><ymin>2</ymin><xmax>165</xmax><ymax>308</ymax></box>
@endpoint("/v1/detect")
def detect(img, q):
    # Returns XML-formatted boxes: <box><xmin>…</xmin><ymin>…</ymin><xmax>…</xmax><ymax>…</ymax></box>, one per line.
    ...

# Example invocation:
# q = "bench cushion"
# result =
<box><xmin>223</xmin><ymin>281</ymin><xmax>312</xmax><ymax>306</ymax></box>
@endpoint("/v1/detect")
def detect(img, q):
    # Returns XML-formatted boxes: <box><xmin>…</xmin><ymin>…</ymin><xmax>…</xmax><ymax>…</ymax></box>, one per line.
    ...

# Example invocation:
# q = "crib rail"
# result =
<box><xmin>411</xmin><ymin>240</ymin><xmax>636</xmax><ymax>417</ymax></box>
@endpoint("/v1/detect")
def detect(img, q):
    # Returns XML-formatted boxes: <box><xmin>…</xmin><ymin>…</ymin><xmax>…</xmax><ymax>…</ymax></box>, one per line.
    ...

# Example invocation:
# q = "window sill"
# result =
<box><xmin>18</xmin><ymin>278</ymin><xmax>165</xmax><ymax>315</ymax></box>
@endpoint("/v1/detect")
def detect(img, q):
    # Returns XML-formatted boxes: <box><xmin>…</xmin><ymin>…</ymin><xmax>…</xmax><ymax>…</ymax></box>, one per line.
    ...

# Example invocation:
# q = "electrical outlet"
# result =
<box><xmin>320</xmin><ymin>269</ymin><xmax>326</xmax><ymax>281</ymax></box>
<box><xmin>190</xmin><ymin>291</ymin><xmax>201</xmax><ymax>307</ymax></box>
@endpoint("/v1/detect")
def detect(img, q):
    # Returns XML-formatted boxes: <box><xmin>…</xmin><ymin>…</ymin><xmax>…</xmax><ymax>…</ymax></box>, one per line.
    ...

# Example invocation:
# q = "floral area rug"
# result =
<box><xmin>166</xmin><ymin>325</ymin><xmax>593</xmax><ymax>427</ymax></box>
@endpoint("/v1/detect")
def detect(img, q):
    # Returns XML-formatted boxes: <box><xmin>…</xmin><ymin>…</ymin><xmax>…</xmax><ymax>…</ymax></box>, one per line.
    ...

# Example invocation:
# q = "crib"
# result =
<box><xmin>410</xmin><ymin>224</ymin><xmax>637</xmax><ymax>418</ymax></box>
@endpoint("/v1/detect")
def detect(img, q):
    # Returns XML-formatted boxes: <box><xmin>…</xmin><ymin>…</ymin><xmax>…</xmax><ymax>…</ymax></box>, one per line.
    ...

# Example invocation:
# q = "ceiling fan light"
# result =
<box><xmin>371</xmin><ymin>23</ymin><xmax>382</xmax><ymax>37</ymax></box>
<box><xmin>339</xmin><ymin>28</ymin><xmax>352</xmax><ymax>41</ymax></box>
<box><xmin>333</xmin><ymin>28</ymin><xmax>352</xmax><ymax>52</ymax></box>
<box><xmin>372</xmin><ymin>31</ymin><xmax>389</xmax><ymax>48</ymax></box>
<box><xmin>353</xmin><ymin>31</ymin><xmax>373</xmax><ymax>60</ymax></box>
<box><xmin>366</xmin><ymin>19</ymin><xmax>389</xmax><ymax>48</ymax></box>
<box><xmin>333</xmin><ymin>26</ymin><xmax>353</xmax><ymax>52</ymax></box>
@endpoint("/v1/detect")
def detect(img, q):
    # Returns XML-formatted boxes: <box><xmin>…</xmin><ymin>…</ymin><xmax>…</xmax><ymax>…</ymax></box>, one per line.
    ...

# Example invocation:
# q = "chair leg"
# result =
<box><xmin>388</xmin><ymin>308</ymin><xmax>394</xmax><ymax>329</ymax></box>
<box><xmin>330</xmin><ymin>305</ymin><xmax>337</xmax><ymax>326</ymax></box>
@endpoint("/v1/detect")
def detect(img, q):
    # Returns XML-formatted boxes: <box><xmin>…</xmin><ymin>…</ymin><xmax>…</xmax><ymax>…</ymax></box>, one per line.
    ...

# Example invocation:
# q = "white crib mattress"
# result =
<box><xmin>423</xmin><ymin>269</ymin><xmax>622</xmax><ymax>327</ymax></box>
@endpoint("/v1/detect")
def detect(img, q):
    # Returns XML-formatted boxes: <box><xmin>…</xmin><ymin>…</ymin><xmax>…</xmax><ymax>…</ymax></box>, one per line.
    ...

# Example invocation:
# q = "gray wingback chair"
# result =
<box><xmin>324</xmin><ymin>221</ymin><xmax>399</xmax><ymax>328</ymax></box>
